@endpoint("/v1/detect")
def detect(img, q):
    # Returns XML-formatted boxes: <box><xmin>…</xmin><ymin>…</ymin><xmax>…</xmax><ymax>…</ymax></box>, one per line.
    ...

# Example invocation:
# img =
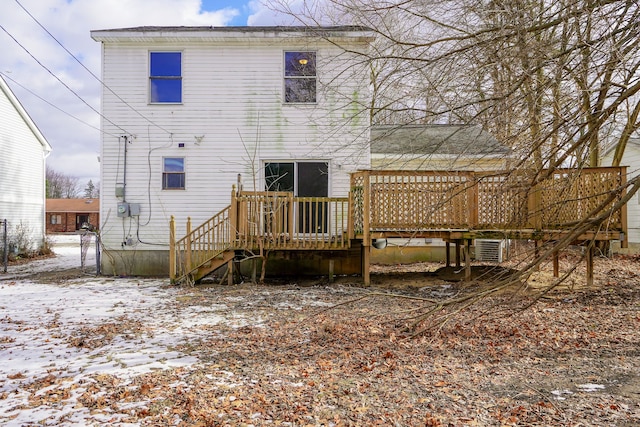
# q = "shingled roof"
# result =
<box><xmin>92</xmin><ymin>25</ymin><xmax>372</xmax><ymax>33</ymax></box>
<box><xmin>371</xmin><ymin>124</ymin><xmax>510</xmax><ymax>157</ymax></box>
<box><xmin>91</xmin><ymin>26</ymin><xmax>375</xmax><ymax>42</ymax></box>
<box><xmin>46</xmin><ymin>199</ymin><xmax>99</xmax><ymax>213</ymax></box>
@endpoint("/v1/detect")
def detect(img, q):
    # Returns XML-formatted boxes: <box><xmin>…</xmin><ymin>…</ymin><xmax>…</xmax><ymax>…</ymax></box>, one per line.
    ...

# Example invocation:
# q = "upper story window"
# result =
<box><xmin>150</xmin><ymin>52</ymin><xmax>182</xmax><ymax>103</ymax></box>
<box><xmin>284</xmin><ymin>51</ymin><xmax>316</xmax><ymax>103</ymax></box>
<box><xmin>163</xmin><ymin>157</ymin><xmax>185</xmax><ymax>190</ymax></box>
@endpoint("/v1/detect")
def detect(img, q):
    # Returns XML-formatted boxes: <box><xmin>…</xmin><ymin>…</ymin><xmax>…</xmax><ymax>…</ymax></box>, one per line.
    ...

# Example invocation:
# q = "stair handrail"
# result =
<box><xmin>170</xmin><ymin>205</ymin><xmax>233</xmax><ymax>282</ymax></box>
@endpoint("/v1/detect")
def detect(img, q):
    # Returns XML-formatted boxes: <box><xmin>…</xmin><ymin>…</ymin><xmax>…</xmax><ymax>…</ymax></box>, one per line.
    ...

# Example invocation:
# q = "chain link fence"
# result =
<box><xmin>1</xmin><ymin>219</ymin><xmax>7</xmax><ymax>273</ymax></box>
<box><xmin>80</xmin><ymin>231</ymin><xmax>101</xmax><ymax>275</ymax></box>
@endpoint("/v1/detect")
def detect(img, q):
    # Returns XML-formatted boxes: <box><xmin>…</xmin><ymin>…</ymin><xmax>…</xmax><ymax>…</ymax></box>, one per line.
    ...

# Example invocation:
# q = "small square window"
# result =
<box><xmin>50</xmin><ymin>214</ymin><xmax>61</xmax><ymax>225</ymax></box>
<box><xmin>150</xmin><ymin>52</ymin><xmax>182</xmax><ymax>103</ymax></box>
<box><xmin>284</xmin><ymin>52</ymin><xmax>316</xmax><ymax>103</ymax></box>
<box><xmin>163</xmin><ymin>157</ymin><xmax>185</xmax><ymax>190</ymax></box>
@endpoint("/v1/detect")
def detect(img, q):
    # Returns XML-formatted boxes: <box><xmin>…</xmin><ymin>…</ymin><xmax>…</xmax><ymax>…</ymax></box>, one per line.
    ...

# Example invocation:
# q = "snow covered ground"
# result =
<box><xmin>0</xmin><ymin>235</ymin><xmax>249</xmax><ymax>425</ymax></box>
<box><xmin>1</xmin><ymin>233</ymin><xmax>97</xmax><ymax>278</ymax></box>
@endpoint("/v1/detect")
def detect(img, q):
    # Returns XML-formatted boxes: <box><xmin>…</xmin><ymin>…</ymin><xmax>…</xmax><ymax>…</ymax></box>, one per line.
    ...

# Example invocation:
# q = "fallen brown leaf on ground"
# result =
<box><xmin>8</xmin><ymin>249</ymin><xmax>640</xmax><ymax>426</ymax></box>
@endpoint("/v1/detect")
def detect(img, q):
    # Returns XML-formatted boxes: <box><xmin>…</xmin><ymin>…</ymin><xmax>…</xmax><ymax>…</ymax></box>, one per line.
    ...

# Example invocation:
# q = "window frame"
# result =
<box><xmin>264</xmin><ymin>161</ymin><xmax>330</xmax><ymax>234</ymax></box>
<box><xmin>149</xmin><ymin>51</ymin><xmax>183</xmax><ymax>104</ymax></box>
<box><xmin>264</xmin><ymin>161</ymin><xmax>329</xmax><ymax>195</ymax></box>
<box><xmin>162</xmin><ymin>157</ymin><xmax>186</xmax><ymax>190</ymax></box>
<box><xmin>283</xmin><ymin>51</ymin><xmax>317</xmax><ymax>104</ymax></box>
<box><xmin>50</xmin><ymin>214</ymin><xmax>62</xmax><ymax>225</ymax></box>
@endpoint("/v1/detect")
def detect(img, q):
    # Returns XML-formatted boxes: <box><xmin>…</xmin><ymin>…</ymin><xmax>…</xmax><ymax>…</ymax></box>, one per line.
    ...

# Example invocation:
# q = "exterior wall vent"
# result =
<box><xmin>475</xmin><ymin>239</ymin><xmax>505</xmax><ymax>263</ymax></box>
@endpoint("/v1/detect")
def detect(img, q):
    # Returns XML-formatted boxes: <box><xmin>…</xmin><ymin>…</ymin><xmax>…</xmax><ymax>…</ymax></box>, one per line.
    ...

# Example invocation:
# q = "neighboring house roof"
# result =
<box><xmin>0</xmin><ymin>74</ymin><xmax>52</xmax><ymax>155</ymax></box>
<box><xmin>93</xmin><ymin>25</ymin><xmax>372</xmax><ymax>33</ymax></box>
<box><xmin>371</xmin><ymin>124</ymin><xmax>510</xmax><ymax>157</ymax></box>
<box><xmin>46</xmin><ymin>199</ymin><xmax>99</xmax><ymax>213</ymax></box>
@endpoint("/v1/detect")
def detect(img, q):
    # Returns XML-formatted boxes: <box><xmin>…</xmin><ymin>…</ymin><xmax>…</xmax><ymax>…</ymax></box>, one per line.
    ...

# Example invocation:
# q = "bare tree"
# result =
<box><xmin>269</xmin><ymin>0</ymin><xmax>639</xmax><ymax>166</ymax></box>
<box><xmin>46</xmin><ymin>166</ymin><xmax>80</xmax><ymax>198</ymax></box>
<box><xmin>264</xmin><ymin>0</ymin><xmax>640</xmax><ymax>331</ymax></box>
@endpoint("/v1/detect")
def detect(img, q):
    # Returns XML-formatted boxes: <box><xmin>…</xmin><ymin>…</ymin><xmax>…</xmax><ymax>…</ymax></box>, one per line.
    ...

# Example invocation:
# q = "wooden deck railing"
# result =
<box><xmin>234</xmin><ymin>191</ymin><xmax>350</xmax><ymax>250</ymax></box>
<box><xmin>350</xmin><ymin>167</ymin><xmax>627</xmax><ymax>238</ymax></box>
<box><xmin>171</xmin><ymin>167</ymin><xmax>627</xmax><ymax>282</ymax></box>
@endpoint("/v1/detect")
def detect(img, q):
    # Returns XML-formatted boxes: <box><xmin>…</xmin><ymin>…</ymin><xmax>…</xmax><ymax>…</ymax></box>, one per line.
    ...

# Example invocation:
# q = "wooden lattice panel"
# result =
<box><xmin>350</xmin><ymin>173</ymin><xmax>365</xmax><ymax>236</ymax></box>
<box><xmin>476</xmin><ymin>174</ymin><xmax>530</xmax><ymax>228</ymax></box>
<box><xmin>358</xmin><ymin>168</ymin><xmax>625</xmax><ymax>233</ymax></box>
<box><xmin>369</xmin><ymin>172</ymin><xmax>473</xmax><ymax>230</ymax></box>
<box><xmin>536</xmin><ymin>169</ymin><xmax>623</xmax><ymax>229</ymax></box>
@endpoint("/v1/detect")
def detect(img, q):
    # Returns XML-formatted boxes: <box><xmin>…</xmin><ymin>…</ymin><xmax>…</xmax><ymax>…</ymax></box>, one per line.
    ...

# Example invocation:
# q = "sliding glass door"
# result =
<box><xmin>265</xmin><ymin>162</ymin><xmax>329</xmax><ymax>233</ymax></box>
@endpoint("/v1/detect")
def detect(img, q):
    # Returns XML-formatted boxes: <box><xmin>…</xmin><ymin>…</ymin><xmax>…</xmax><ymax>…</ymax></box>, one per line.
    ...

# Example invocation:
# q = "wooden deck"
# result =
<box><xmin>170</xmin><ymin>167</ymin><xmax>627</xmax><ymax>284</ymax></box>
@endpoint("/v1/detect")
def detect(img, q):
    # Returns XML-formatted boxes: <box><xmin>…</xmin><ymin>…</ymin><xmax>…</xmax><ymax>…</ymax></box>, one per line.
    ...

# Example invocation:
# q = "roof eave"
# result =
<box><xmin>90</xmin><ymin>26</ymin><xmax>375</xmax><ymax>43</ymax></box>
<box><xmin>0</xmin><ymin>75</ymin><xmax>52</xmax><ymax>155</ymax></box>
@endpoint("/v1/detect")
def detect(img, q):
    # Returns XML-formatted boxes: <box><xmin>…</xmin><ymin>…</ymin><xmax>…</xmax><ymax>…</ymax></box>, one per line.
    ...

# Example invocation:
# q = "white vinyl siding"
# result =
<box><xmin>0</xmin><ymin>80</ymin><xmax>48</xmax><ymax>249</ymax></box>
<box><xmin>95</xmin><ymin>31</ymin><xmax>371</xmax><ymax>251</ymax></box>
<box><xmin>602</xmin><ymin>142</ymin><xmax>640</xmax><ymax>244</ymax></box>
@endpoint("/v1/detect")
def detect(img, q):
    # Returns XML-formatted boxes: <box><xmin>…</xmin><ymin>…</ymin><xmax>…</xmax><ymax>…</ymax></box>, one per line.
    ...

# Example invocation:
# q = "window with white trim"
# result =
<box><xmin>163</xmin><ymin>157</ymin><xmax>185</xmax><ymax>190</ymax></box>
<box><xmin>150</xmin><ymin>52</ymin><xmax>182</xmax><ymax>103</ymax></box>
<box><xmin>284</xmin><ymin>51</ymin><xmax>316</xmax><ymax>103</ymax></box>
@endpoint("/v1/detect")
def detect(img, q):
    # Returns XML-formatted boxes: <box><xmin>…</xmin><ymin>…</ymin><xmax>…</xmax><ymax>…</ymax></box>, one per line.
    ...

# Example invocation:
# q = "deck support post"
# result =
<box><xmin>464</xmin><ymin>239</ymin><xmax>472</xmax><ymax>281</ymax></box>
<box><xmin>362</xmin><ymin>172</ymin><xmax>371</xmax><ymax>286</ymax></box>
<box><xmin>553</xmin><ymin>250</ymin><xmax>559</xmax><ymax>277</ymax></box>
<box><xmin>252</xmin><ymin>260</ymin><xmax>257</xmax><ymax>284</ymax></box>
<box><xmin>185</xmin><ymin>217</ymin><xmax>192</xmax><ymax>275</ymax></box>
<box><xmin>455</xmin><ymin>241</ymin><xmax>461</xmax><ymax>268</ymax></box>
<box><xmin>227</xmin><ymin>259</ymin><xmax>233</xmax><ymax>286</ymax></box>
<box><xmin>363</xmin><ymin>244</ymin><xmax>371</xmax><ymax>286</ymax></box>
<box><xmin>445</xmin><ymin>241</ymin><xmax>451</xmax><ymax>267</ymax></box>
<box><xmin>169</xmin><ymin>216</ymin><xmax>176</xmax><ymax>282</ymax></box>
<box><xmin>534</xmin><ymin>240</ymin><xmax>541</xmax><ymax>271</ymax></box>
<box><xmin>329</xmin><ymin>259</ymin><xmax>335</xmax><ymax>283</ymax></box>
<box><xmin>586</xmin><ymin>243</ymin><xmax>594</xmax><ymax>287</ymax></box>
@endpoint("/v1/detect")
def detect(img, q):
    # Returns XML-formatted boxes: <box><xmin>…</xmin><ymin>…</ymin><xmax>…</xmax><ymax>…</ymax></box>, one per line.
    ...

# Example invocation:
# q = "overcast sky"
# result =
<box><xmin>0</xmin><ymin>0</ymin><xmax>314</xmax><ymax>188</ymax></box>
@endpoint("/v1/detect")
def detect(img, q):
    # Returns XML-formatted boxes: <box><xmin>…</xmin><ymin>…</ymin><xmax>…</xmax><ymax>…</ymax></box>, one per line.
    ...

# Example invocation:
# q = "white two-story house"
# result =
<box><xmin>0</xmin><ymin>75</ymin><xmax>52</xmax><ymax>256</ymax></box>
<box><xmin>91</xmin><ymin>26</ymin><xmax>374</xmax><ymax>276</ymax></box>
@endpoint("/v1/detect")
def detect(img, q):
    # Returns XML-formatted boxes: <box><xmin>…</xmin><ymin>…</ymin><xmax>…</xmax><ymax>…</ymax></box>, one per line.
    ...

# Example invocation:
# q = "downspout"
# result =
<box><xmin>42</xmin><ymin>147</ymin><xmax>51</xmax><ymax>247</ymax></box>
<box><xmin>122</xmin><ymin>135</ymin><xmax>129</xmax><ymax>203</ymax></box>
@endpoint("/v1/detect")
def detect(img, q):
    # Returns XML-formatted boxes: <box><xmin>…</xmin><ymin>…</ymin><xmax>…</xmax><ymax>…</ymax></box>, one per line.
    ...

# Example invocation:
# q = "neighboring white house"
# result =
<box><xmin>371</xmin><ymin>124</ymin><xmax>512</xmax><ymax>171</ymax></box>
<box><xmin>602</xmin><ymin>137</ymin><xmax>640</xmax><ymax>250</ymax></box>
<box><xmin>369</xmin><ymin>124</ymin><xmax>512</xmax><ymax>264</ymax></box>
<box><xmin>91</xmin><ymin>26</ymin><xmax>374</xmax><ymax>275</ymax></box>
<box><xmin>0</xmin><ymin>75</ymin><xmax>52</xmax><ymax>255</ymax></box>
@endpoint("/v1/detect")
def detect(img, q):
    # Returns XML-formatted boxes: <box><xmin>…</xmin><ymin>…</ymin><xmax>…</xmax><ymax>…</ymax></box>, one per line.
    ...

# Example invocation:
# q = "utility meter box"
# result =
<box><xmin>129</xmin><ymin>203</ymin><xmax>141</xmax><ymax>216</ymax></box>
<box><xmin>117</xmin><ymin>202</ymin><xmax>129</xmax><ymax>217</ymax></box>
<box><xmin>117</xmin><ymin>202</ymin><xmax>140</xmax><ymax>217</ymax></box>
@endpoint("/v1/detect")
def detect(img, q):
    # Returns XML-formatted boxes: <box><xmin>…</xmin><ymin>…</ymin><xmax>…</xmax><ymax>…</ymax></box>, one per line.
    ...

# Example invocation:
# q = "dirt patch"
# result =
<box><xmin>3</xmin><ymin>252</ymin><xmax>55</xmax><ymax>266</ymax></box>
<box><xmin>4</xmin><ymin>267</ymin><xmax>93</xmax><ymax>284</ymax></box>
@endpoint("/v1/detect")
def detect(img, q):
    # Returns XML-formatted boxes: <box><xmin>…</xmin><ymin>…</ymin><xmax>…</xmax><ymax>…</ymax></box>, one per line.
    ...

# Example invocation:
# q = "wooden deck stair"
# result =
<box><xmin>170</xmin><ymin>190</ymin><xmax>353</xmax><ymax>283</ymax></box>
<box><xmin>191</xmin><ymin>250</ymin><xmax>235</xmax><ymax>283</ymax></box>
<box><xmin>170</xmin><ymin>204</ymin><xmax>234</xmax><ymax>284</ymax></box>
